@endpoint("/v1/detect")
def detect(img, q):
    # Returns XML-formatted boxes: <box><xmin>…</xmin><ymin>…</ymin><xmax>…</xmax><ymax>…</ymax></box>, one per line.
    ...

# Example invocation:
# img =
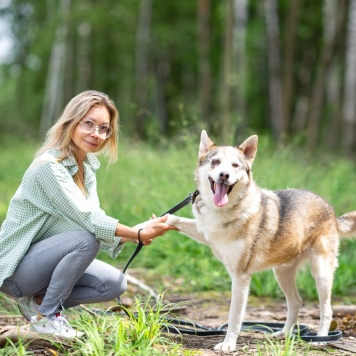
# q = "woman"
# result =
<box><xmin>0</xmin><ymin>90</ymin><xmax>175</xmax><ymax>338</ymax></box>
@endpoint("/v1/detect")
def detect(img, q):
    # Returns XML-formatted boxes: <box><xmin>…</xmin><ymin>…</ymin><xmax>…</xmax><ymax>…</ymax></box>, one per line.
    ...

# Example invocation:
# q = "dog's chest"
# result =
<box><xmin>209</xmin><ymin>237</ymin><xmax>246</xmax><ymax>271</ymax></box>
<box><xmin>196</xmin><ymin>213</ymin><xmax>247</xmax><ymax>269</ymax></box>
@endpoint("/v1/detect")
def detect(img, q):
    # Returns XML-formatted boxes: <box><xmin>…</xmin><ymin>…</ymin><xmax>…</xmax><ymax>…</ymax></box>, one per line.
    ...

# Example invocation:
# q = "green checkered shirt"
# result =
<box><xmin>0</xmin><ymin>150</ymin><xmax>123</xmax><ymax>287</ymax></box>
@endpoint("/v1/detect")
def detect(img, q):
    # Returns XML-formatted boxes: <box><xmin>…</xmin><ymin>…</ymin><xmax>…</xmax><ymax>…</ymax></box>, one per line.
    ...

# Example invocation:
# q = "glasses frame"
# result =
<box><xmin>78</xmin><ymin>120</ymin><xmax>113</xmax><ymax>138</ymax></box>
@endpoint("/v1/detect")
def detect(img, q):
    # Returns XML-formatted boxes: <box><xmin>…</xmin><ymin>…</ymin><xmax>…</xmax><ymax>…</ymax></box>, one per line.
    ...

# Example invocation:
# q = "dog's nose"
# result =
<box><xmin>220</xmin><ymin>171</ymin><xmax>230</xmax><ymax>182</ymax></box>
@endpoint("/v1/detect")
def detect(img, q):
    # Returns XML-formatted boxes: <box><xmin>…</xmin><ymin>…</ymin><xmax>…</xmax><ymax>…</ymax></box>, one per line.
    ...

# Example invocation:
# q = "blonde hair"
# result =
<box><xmin>36</xmin><ymin>90</ymin><xmax>120</xmax><ymax>195</ymax></box>
<box><xmin>36</xmin><ymin>90</ymin><xmax>119</xmax><ymax>163</ymax></box>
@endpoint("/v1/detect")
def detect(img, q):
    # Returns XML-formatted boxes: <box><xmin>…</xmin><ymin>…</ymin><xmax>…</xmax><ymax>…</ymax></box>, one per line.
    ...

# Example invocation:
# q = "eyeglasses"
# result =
<box><xmin>78</xmin><ymin>120</ymin><xmax>113</xmax><ymax>138</ymax></box>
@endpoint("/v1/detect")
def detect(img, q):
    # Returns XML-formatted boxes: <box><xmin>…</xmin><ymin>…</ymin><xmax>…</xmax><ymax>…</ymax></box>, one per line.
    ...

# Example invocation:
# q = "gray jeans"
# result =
<box><xmin>0</xmin><ymin>231</ymin><xmax>127</xmax><ymax>316</ymax></box>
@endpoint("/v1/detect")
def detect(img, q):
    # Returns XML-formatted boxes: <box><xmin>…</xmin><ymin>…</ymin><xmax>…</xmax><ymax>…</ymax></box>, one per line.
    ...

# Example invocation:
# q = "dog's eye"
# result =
<box><xmin>232</xmin><ymin>163</ymin><xmax>239</xmax><ymax>168</ymax></box>
<box><xmin>211</xmin><ymin>159</ymin><xmax>220</xmax><ymax>166</ymax></box>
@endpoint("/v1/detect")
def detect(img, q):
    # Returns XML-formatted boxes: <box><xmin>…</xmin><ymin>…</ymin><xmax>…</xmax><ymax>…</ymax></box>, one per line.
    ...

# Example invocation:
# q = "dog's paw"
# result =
<box><xmin>271</xmin><ymin>330</ymin><xmax>286</xmax><ymax>339</ymax></box>
<box><xmin>166</xmin><ymin>214</ymin><xmax>179</xmax><ymax>226</ymax></box>
<box><xmin>214</xmin><ymin>341</ymin><xmax>236</xmax><ymax>353</ymax></box>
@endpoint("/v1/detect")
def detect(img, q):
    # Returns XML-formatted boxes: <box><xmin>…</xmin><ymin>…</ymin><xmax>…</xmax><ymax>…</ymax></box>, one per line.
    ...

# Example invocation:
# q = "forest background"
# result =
<box><xmin>0</xmin><ymin>0</ymin><xmax>356</xmax><ymax>301</ymax></box>
<box><xmin>1</xmin><ymin>0</ymin><xmax>356</xmax><ymax>150</ymax></box>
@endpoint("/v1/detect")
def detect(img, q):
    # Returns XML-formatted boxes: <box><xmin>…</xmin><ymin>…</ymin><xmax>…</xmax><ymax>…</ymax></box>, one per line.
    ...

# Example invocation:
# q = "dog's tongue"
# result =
<box><xmin>213</xmin><ymin>183</ymin><xmax>229</xmax><ymax>207</ymax></box>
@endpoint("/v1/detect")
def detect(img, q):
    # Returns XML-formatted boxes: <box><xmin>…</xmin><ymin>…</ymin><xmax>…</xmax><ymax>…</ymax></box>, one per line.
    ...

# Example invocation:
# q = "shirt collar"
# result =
<box><xmin>47</xmin><ymin>150</ymin><xmax>101</xmax><ymax>175</ymax></box>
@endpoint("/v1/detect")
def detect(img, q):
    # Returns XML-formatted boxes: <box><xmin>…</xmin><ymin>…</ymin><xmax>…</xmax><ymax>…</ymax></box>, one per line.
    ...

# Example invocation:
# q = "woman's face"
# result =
<box><xmin>71</xmin><ymin>104</ymin><xmax>111</xmax><ymax>162</ymax></box>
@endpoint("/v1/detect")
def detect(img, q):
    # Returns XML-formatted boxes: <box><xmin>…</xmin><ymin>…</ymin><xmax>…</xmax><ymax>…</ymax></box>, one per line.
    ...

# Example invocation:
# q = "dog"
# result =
<box><xmin>166</xmin><ymin>130</ymin><xmax>356</xmax><ymax>353</ymax></box>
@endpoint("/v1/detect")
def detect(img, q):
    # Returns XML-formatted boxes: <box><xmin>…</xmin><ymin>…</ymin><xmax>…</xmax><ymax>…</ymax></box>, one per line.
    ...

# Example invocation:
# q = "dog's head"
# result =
<box><xmin>196</xmin><ymin>130</ymin><xmax>258</xmax><ymax>208</ymax></box>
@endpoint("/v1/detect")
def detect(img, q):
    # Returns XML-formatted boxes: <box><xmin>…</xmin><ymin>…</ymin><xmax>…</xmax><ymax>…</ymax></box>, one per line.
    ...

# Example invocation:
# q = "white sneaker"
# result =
<box><xmin>17</xmin><ymin>296</ymin><xmax>40</xmax><ymax>321</ymax></box>
<box><xmin>30</xmin><ymin>313</ymin><xmax>84</xmax><ymax>338</ymax></box>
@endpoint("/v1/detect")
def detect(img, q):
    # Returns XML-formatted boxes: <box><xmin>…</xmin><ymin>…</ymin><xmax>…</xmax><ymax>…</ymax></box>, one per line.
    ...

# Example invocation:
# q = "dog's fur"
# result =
<box><xmin>167</xmin><ymin>130</ymin><xmax>356</xmax><ymax>353</ymax></box>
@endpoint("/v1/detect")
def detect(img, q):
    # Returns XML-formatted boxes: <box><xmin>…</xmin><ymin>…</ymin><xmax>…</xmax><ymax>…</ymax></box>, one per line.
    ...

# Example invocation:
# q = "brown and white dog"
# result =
<box><xmin>167</xmin><ymin>130</ymin><xmax>356</xmax><ymax>353</ymax></box>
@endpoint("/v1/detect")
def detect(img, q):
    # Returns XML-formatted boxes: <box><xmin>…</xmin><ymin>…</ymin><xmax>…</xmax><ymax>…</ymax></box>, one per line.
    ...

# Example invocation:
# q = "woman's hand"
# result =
<box><xmin>134</xmin><ymin>215</ymin><xmax>177</xmax><ymax>245</ymax></box>
<box><xmin>116</xmin><ymin>215</ymin><xmax>177</xmax><ymax>244</ymax></box>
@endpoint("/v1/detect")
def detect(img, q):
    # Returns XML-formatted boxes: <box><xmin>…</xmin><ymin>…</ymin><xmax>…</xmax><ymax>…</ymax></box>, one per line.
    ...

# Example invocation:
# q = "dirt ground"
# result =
<box><xmin>164</xmin><ymin>291</ymin><xmax>356</xmax><ymax>355</ymax></box>
<box><xmin>1</xmin><ymin>290</ymin><xmax>355</xmax><ymax>355</ymax></box>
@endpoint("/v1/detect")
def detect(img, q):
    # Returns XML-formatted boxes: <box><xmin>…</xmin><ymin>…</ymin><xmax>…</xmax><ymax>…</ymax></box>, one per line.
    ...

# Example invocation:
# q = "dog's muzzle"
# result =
<box><xmin>209</xmin><ymin>177</ymin><xmax>235</xmax><ymax>195</ymax></box>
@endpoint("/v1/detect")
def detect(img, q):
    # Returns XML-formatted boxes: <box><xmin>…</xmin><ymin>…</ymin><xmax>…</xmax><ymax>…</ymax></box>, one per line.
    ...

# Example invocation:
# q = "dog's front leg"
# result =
<box><xmin>214</xmin><ymin>273</ymin><xmax>251</xmax><ymax>353</ymax></box>
<box><xmin>166</xmin><ymin>215</ymin><xmax>208</xmax><ymax>245</ymax></box>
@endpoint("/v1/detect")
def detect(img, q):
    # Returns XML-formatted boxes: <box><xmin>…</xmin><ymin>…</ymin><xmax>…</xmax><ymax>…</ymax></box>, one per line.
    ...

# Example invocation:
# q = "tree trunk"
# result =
<box><xmin>197</xmin><ymin>0</ymin><xmax>212</xmax><ymax>130</ymax></box>
<box><xmin>342</xmin><ymin>0</ymin><xmax>356</xmax><ymax>153</ymax></box>
<box><xmin>153</xmin><ymin>54</ymin><xmax>169</xmax><ymax>135</ymax></box>
<box><xmin>233</xmin><ymin>0</ymin><xmax>248</xmax><ymax>138</ymax></box>
<box><xmin>220</xmin><ymin>0</ymin><xmax>234</xmax><ymax>143</ymax></box>
<box><xmin>282</xmin><ymin>0</ymin><xmax>299</xmax><ymax>134</ymax></box>
<box><xmin>40</xmin><ymin>0</ymin><xmax>71</xmax><ymax>137</ymax></box>
<box><xmin>264</xmin><ymin>0</ymin><xmax>285</xmax><ymax>142</ymax></box>
<box><xmin>324</xmin><ymin>0</ymin><xmax>342</xmax><ymax>148</ymax></box>
<box><xmin>76</xmin><ymin>19</ymin><xmax>91</xmax><ymax>93</ymax></box>
<box><xmin>134</xmin><ymin>0</ymin><xmax>152</xmax><ymax>139</ymax></box>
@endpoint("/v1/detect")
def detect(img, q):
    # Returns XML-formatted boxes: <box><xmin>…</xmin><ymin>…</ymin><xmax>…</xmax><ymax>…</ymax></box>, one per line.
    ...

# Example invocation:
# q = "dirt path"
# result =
<box><xmin>1</xmin><ymin>290</ymin><xmax>355</xmax><ymax>355</ymax></box>
<box><xmin>164</xmin><ymin>291</ymin><xmax>356</xmax><ymax>355</ymax></box>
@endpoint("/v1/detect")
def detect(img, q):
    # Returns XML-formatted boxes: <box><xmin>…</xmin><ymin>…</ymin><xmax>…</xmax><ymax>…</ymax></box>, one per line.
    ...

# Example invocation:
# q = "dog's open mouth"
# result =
<box><xmin>209</xmin><ymin>177</ymin><xmax>235</xmax><ymax>207</ymax></box>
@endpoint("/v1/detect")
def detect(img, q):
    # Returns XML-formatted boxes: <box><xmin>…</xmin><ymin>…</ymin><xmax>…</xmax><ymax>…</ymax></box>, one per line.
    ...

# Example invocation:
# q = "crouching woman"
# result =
<box><xmin>0</xmin><ymin>90</ymin><xmax>175</xmax><ymax>338</ymax></box>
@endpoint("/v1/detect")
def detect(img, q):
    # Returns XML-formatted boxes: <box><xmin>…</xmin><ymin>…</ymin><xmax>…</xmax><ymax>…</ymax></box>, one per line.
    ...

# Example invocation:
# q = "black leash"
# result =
<box><xmin>162</xmin><ymin>319</ymin><xmax>343</xmax><ymax>342</ymax></box>
<box><xmin>117</xmin><ymin>191</ymin><xmax>196</xmax><ymax>318</ymax></box>
<box><xmin>122</xmin><ymin>191</ymin><xmax>196</xmax><ymax>274</ymax></box>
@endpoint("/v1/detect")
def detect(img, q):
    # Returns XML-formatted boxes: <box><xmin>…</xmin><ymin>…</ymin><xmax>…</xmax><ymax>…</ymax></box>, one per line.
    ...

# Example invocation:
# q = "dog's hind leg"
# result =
<box><xmin>272</xmin><ymin>260</ymin><xmax>303</xmax><ymax>338</ymax></box>
<box><xmin>310</xmin><ymin>250</ymin><xmax>338</xmax><ymax>336</ymax></box>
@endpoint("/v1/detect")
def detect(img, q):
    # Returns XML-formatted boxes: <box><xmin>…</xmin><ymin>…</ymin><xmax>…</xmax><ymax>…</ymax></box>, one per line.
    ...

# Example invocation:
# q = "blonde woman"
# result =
<box><xmin>0</xmin><ymin>90</ymin><xmax>175</xmax><ymax>338</ymax></box>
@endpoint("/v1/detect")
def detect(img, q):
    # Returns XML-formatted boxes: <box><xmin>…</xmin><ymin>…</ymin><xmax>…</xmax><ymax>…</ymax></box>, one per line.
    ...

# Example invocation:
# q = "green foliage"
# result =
<box><xmin>70</xmin><ymin>297</ymin><xmax>184</xmax><ymax>355</ymax></box>
<box><xmin>256</xmin><ymin>333</ymin><xmax>312</xmax><ymax>356</ymax></box>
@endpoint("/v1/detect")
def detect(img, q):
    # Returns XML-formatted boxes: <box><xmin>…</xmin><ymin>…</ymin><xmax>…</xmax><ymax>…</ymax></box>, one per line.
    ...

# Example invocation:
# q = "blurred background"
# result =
<box><xmin>0</xmin><ymin>0</ymin><xmax>356</xmax><ymax>152</ymax></box>
<box><xmin>0</xmin><ymin>0</ymin><xmax>356</xmax><ymax>301</ymax></box>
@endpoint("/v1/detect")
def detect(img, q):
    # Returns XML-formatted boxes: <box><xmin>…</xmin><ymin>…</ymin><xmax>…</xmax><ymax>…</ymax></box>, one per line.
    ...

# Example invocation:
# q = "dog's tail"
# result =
<box><xmin>337</xmin><ymin>211</ymin><xmax>356</xmax><ymax>238</ymax></box>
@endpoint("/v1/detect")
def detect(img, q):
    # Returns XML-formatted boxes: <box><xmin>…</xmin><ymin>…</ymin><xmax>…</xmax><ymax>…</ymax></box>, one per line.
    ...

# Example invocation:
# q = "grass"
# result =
<box><xmin>0</xmin><ymin>134</ymin><xmax>355</xmax><ymax>354</ymax></box>
<box><xmin>0</xmin><ymin>294</ymin><xmax>189</xmax><ymax>355</ymax></box>
<box><xmin>71</xmin><ymin>297</ymin><xmax>182</xmax><ymax>356</ymax></box>
<box><xmin>1</xmin><ymin>135</ymin><xmax>356</xmax><ymax>300</ymax></box>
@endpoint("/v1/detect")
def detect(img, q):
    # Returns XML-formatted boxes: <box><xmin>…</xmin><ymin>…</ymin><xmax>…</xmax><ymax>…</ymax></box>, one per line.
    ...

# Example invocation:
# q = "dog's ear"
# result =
<box><xmin>238</xmin><ymin>135</ymin><xmax>258</xmax><ymax>163</ymax></box>
<box><xmin>199</xmin><ymin>130</ymin><xmax>216</xmax><ymax>157</ymax></box>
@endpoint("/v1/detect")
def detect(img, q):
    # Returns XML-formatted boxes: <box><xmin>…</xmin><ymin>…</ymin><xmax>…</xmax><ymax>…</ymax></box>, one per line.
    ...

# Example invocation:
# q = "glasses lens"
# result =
<box><xmin>104</xmin><ymin>126</ymin><xmax>113</xmax><ymax>138</ymax></box>
<box><xmin>81</xmin><ymin>121</ymin><xmax>95</xmax><ymax>133</ymax></box>
<box><xmin>98</xmin><ymin>125</ymin><xmax>112</xmax><ymax>137</ymax></box>
<box><xmin>80</xmin><ymin>121</ymin><xmax>112</xmax><ymax>138</ymax></box>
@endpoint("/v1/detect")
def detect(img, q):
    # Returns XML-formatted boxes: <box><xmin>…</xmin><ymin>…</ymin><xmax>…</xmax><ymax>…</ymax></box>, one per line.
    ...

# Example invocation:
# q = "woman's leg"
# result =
<box><xmin>63</xmin><ymin>259</ymin><xmax>127</xmax><ymax>308</ymax></box>
<box><xmin>1</xmin><ymin>231</ymin><xmax>100</xmax><ymax>316</ymax></box>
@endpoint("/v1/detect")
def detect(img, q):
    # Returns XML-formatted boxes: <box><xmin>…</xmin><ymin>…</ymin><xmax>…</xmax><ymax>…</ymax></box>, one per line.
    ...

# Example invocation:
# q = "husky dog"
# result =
<box><xmin>167</xmin><ymin>130</ymin><xmax>356</xmax><ymax>353</ymax></box>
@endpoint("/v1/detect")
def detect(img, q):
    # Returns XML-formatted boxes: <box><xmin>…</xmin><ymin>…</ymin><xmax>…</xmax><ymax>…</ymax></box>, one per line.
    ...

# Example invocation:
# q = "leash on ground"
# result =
<box><xmin>162</xmin><ymin>319</ymin><xmax>343</xmax><ymax>342</ymax></box>
<box><xmin>115</xmin><ymin>192</ymin><xmax>343</xmax><ymax>343</ymax></box>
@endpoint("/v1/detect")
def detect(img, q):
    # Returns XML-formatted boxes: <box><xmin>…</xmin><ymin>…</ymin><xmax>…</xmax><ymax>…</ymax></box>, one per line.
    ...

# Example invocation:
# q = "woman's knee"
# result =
<box><xmin>75</xmin><ymin>231</ymin><xmax>100</xmax><ymax>257</ymax></box>
<box><xmin>106</xmin><ymin>273</ymin><xmax>127</xmax><ymax>300</ymax></box>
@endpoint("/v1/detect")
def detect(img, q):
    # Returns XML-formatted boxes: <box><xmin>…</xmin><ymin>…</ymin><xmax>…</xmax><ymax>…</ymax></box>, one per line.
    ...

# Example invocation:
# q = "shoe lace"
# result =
<box><xmin>51</xmin><ymin>313</ymin><xmax>74</xmax><ymax>331</ymax></box>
